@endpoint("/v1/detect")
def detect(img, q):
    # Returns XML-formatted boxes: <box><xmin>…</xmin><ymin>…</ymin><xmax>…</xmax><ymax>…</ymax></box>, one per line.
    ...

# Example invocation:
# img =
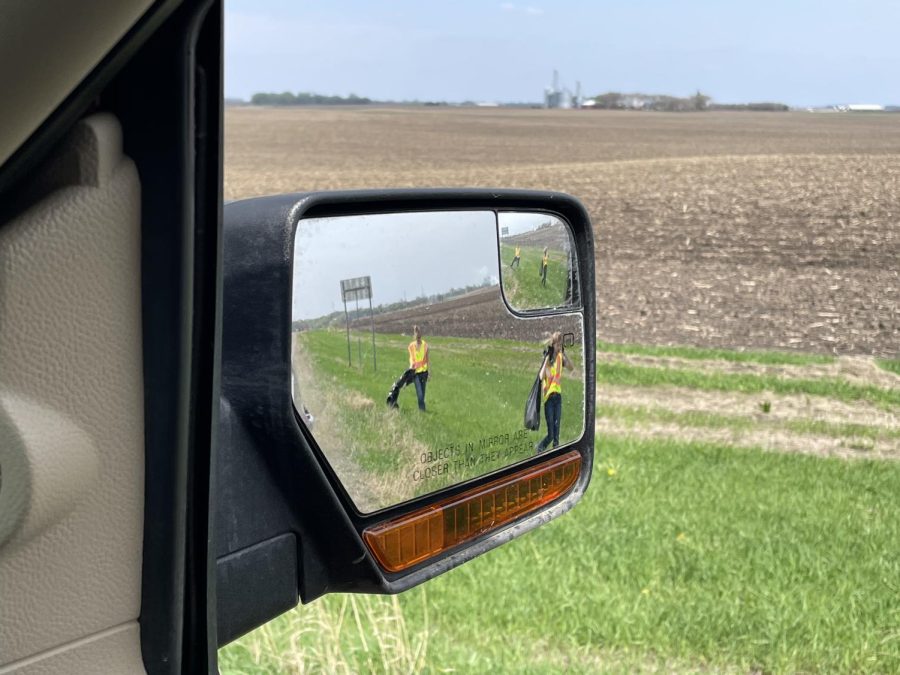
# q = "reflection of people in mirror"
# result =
<box><xmin>540</xmin><ymin>246</ymin><xmax>549</xmax><ymax>287</ymax></box>
<box><xmin>509</xmin><ymin>245</ymin><xmax>521</xmax><ymax>269</ymax></box>
<box><xmin>535</xmin><ymin>332</ymin><xmax>573</xmax><ymax>453</ymax></box>
<box><xmin>408</xmin><ymin>325</ymin><xmax>430</xmax><ymax>412</ymax></box>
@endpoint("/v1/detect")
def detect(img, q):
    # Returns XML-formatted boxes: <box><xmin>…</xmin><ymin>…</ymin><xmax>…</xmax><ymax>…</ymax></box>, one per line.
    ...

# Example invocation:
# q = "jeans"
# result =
<box><xmin>540</xmin><ymin>264</ymin><xmax>547</xmax><ymax>286</ymax></box>
<box><xmin>537</xmin><ymin>393</ymin><xmax>561</xmax><ymax>452</ymax></box>
<box><xmin>510</xmin><ymin>256</ymin><xmax>520</xmax><ymax>268</ymax></box>
<box><xmin>414</xmin><ymin>372</ymin><xmax>428</xmax><ymax>411</ymax></box>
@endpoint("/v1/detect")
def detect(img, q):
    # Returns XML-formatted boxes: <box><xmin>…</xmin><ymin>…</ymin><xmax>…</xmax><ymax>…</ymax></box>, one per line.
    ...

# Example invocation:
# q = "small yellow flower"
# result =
<box><xmin>641</xmin><ymin>588</ymin><xmax>650</xmax><ymax>595</ymax></box>
<box><xmin>676</xmin><ymin>532</ymin><xmax>687</xmax><ymax>542</ymax></box>
<box><xmin>606</xmin><ymin>467</ymin><xmax>617</xmax><ymax>477</ymax></box>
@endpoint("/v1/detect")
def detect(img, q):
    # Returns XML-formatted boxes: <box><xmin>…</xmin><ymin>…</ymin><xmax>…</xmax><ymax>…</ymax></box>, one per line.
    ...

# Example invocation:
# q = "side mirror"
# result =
<box><xmin>215</xmin><ymin>189</ymin><xmax>596</xmax><ymax>646</ymax></box>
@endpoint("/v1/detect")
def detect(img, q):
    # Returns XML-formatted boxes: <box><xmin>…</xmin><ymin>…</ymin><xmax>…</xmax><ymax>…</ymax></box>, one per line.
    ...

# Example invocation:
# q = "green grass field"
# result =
<box><xmin>879</xmin><ymin>358</ymin><xmax>900</xmax><ymax>376</ymax></box>
<box><xmin>596</xmin><ymin>340</ymin><xmax>836</xmax><ymax>366</ymax></box>
<box><xmin>500</xmin><ymin>243</ymin><xmax>569</xmax><ymax>309</ymax></box>
<box><xmin>598</xmin><ymin>360</ymin><xmax>900</xmax><ymax>410</ymax></box>
<box><xmin>221</xmin><ymin>340</ymin><xmax>900</xmax><ymax>673</ymax></box>
<box><xmin>294</xmin><ymin>330</ymin><xmax>585</xmax><ymax>510</ymax></box>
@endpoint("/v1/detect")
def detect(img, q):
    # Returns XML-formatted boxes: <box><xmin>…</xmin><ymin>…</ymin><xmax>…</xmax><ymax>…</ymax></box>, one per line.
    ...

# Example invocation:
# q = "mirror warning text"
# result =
<box><xmin>411</xmin><ymin>430</ymin><xmax>532</xmax><ymax>483</ymax></box>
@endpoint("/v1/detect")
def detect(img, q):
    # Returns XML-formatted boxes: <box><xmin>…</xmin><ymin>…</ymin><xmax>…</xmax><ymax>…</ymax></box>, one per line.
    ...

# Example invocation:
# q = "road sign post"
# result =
<box><xmin>342</xmin><ymin>297</ymin><xmax>351</xmax><ymax>366</ymax></box>
<box><xmin>340</xmin><ymin>276</ymin><xmax>376</xmax><ymax>371</ymax></box>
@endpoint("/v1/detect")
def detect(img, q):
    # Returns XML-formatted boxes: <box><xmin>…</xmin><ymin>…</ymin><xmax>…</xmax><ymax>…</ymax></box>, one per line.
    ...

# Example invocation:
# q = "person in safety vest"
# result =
<box><xmin>509</xmin><ymin>245</ymin><xmax>521</xmax><ymax>269</ymax></box>
<box><xmin>540</xmin><ymin>246</ymin><xmax>549</xmax><ymax>287</ymax></box>
<box><xmin>535</xmin><ymin>331</ymin><xmax>573</xmax><ymax>453</ymax></box>
<box><xmin>407</xmin><ymin>325</ymin><xmax>430</xmax><ymax>412</ymax></box>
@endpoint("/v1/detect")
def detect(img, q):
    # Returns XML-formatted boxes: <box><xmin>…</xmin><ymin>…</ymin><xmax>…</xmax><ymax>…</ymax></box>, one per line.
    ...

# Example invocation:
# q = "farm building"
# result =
<box><xmin>544</xmin><ymin>70</ymin><xmax>582</xmax><ymax>109</ymax></box>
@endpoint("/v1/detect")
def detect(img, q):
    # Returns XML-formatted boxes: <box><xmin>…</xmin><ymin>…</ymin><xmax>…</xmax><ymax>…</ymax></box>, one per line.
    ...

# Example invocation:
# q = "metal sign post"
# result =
<box><xmin>339</xmin><ymin>276</ymin><xmax>376</xmax><ymax>371</ymax></box>
<box><xmin>342</xmin><ymin>296</ymin><xmax>351</xmax><ymax>365</ymax></box>
<box><xmin>355</xmin><ymin>296</ymin><xmax>361</xmax><ymax>363</ymax></box>
<box><xmin>368</xmin><ymin>294</ymin><xmax>376</xmax><ymax>372</ymax></box>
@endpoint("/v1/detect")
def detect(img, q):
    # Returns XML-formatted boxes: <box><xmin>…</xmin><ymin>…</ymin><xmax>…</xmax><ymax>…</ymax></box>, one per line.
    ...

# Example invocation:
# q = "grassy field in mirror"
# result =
<box><xmin>500</xmin><ymin>243</ymin><xmax>569</xmax><ymax>310</ymax></box>
<box><xmin>292</xmin><ymin>329</ymin><xmax>584</xmax><ymax>513</ymax></box>
<box><xmin>498</xmin><ymin>214</ymin><xmax>575</xmax><ymax>311</ymax></box>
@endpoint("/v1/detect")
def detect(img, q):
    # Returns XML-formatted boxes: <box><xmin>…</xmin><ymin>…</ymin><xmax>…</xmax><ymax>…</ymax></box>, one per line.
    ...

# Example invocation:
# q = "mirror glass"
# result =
<box><xmin>292</xmin><ymin>211</ymin><xmax>585</xmax><ymax>513</ymax></box>
<box><xmin>498</xmin><ymin>213</ymin><xmax>579</xmax><ymax>312</ymax></box>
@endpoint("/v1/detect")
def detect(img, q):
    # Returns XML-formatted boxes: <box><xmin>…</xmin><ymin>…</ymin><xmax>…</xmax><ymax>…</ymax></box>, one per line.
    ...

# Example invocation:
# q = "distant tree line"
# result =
<box><xmin>250</xmin><ymin>91</ymin><xmax>373</xmax><ymax>106</ymax></box>
<box><xmin>590</xmin><ymin>91</ymin><xmax>787</xmax><ymax>112</ymax></box>
<box><xmin>708</xmin><ymin>102</ymin><xmax>789</xmax><ymax>111</ymax></box>
<box><xmin>591</xmin><ymin>91</ymin><xmax>710</xmax><ymax>111</ymax></box>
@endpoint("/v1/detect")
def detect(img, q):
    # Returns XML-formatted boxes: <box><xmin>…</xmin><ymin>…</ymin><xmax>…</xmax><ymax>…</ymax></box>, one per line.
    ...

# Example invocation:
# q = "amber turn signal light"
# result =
<box><xmin>363</xmin><ymin>450</ymin><xmax>582</xmax><ymax>573</ymax></box>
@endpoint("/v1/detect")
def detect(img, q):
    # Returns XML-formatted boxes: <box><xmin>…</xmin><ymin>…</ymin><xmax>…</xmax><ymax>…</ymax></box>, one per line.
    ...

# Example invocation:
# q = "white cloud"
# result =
<box><xmin>499</xmin><ymin>3</ymin><xmax>545</xmax><ymax>16</ymax></box>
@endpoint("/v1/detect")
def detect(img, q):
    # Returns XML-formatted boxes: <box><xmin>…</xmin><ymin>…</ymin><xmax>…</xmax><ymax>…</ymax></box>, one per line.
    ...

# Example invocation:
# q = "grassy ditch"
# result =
<box><xmin>597</xmin><ymin>340</ymin><xmax>836</xmax><ymax>366</ymax></box>
<box><xmin>598</xmin><ymin>360</ymin><xmax>900</xmax><ymax>410</ymax></box>
<box><xmin>221</xmin><ymin>434</ymin><xmax>900</xmax><ymax>673</ymax></box>
<box><xmin>877</xmin><ymin>358</ymin><xmax>900</xmax><ymax>377</ymax></box>
<box><xmin>295</xmin><ymin>330</ymin><xmax>585</xmax><ymax>511</ymax></box>
<box><xmin>596</xmin><ymin>402</ymin><xmax>900</xmax><ymax>444</ymax></box>
<box><xmin>221</xmin><ymin>341</ymin><xmax>900</xmax><ymax>673</ymax></box>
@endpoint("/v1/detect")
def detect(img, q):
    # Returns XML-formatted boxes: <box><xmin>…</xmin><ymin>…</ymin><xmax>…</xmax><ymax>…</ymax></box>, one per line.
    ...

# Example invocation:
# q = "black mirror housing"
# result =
<box><xmin>215</xmin><ymin>189</ymin><xmax>596</xmax><ymax>646</ymax></box>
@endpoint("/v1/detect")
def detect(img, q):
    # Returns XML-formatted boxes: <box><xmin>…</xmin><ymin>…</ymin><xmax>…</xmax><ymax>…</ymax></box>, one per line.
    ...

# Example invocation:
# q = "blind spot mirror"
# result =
<box><xmin>292</xmin><ymin>210</ymin><xmax>586</xmax><ymax>513</ymax></box>
<box><xmin>499</xmin><ymin>213</ymin><xmax>579</xmax><ymax>312</ymax></box>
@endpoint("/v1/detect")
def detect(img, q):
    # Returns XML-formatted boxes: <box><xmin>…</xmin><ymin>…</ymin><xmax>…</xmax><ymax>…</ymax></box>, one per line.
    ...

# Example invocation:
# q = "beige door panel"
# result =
<box><xmin>0</xmin><ymin>624</ymin><xmax>142</xmax><ymax>675</ymax></box>
<box><xmin>0</xmin><ymin>0</ymin><xmax>154</xmax><ymax>169</ymax></box>
<box><xmin>0</xmin><ymin>114</ymin><xmax>145</xmax><ymax>672</ymax></box>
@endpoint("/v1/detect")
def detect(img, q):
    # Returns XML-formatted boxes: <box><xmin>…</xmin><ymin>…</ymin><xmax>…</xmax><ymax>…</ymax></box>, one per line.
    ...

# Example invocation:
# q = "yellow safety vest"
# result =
<box><xmin>542</xmin><ymin>352</ymin><xmax>562</xmax><ymax>401</ymax></box>
<box><xmin>408</xmin><ymin>339</ymin><xmax>428</xmax><ymax>373</ymax></box>
<box><xmin>542</xmin><ymin>253</ymin><xmax>549</xmax><ymax>268</ymax></box>
<box><xmin>514</xmin><ymin>247</ymin><xmax>521</xmax><ymax>257</ymax></box>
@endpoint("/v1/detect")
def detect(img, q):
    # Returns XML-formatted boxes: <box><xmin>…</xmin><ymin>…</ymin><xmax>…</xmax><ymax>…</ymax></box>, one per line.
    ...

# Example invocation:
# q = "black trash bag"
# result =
<box><xmin>386</xmin><ymin>368</ymin><xmax>416</xmax><ymax>408</ymax></box>
<box><xmin>525</xmin><ymin>349</ymin><xmax>552</xmax><ymax>430</ymax></box>
<box><xmin>524</xmin><ymin>375</ymin><xmax>542</xmax><ymax>430</ymax></box>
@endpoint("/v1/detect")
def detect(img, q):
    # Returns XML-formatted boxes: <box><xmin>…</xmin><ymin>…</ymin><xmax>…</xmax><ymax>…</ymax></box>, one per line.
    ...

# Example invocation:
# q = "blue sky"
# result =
<box><xmin>293</xmin><ymin>212</ymin><xmax>499</xmax><ymax>319</ymax></box>
<box><xmin>226</xmin><ymin>0</ymin><xmax>900</xmax><ymax>106</ymax></box>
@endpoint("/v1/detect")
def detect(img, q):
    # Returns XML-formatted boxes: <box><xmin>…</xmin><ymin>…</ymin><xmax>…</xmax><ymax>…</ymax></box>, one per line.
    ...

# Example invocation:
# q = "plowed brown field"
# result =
<box><xmin>226</xmin><ymin>107</ymin><xmax>900</xmax><ymax>356</ymax></box>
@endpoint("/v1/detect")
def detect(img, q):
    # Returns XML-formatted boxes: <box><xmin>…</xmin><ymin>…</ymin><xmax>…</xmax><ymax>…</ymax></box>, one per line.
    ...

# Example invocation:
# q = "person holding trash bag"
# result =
<box><xmin>407</xmin><ymin>325</ymin><xmax>430</xmax><ymax>411</ymax></box>
<box><xmin>509</xmin><ymin>245</ymin><xmax>521</xmax><ymax>269</ymax></box>
<box><xmin>540</xmin><ymin>246</ymin><xmax>549</xmax><ymax>287</ymax></box>
<box><xmin>535</xmin><ymin>331</ymin><xmax>573</xmax><ymax>453</ymax></box>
